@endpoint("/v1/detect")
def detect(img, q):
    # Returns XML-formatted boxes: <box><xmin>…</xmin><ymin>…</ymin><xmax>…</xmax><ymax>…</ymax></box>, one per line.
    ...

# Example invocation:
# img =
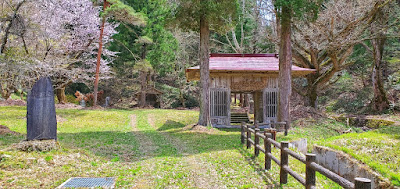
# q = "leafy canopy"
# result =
<box><xmin>104</xmin><ymin>0</ymin><xmax>147</xmax><ymax>26</ymax></box>
<box><xmin>274</xmin><ymin>0</ymin><xmax>321</xmax><ymax>20</ymax></box>
<box><xmin>108</xmin><ymin>0</ymin><xmax>178</xmax><ymax>77</ymax></box>
<box><xmin>171</xmin><ymin>0</ymin><xmax>238</xmax><ymax>33</ymax></box>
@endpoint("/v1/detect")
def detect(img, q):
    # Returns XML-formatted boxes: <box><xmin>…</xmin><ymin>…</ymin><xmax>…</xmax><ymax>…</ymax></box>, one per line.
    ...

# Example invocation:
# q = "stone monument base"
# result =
<box><xmin>15</xmin><ymin>139</ymin><xmax>59</xmax><ymax>152</ymax></box>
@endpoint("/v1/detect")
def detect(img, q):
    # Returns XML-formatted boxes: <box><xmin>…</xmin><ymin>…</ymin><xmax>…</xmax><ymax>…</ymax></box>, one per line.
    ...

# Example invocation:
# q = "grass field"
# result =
<box><xmin>0</xmin><ymin>106</ymin><xmax>380</xmax><ymax>188</ymax></box>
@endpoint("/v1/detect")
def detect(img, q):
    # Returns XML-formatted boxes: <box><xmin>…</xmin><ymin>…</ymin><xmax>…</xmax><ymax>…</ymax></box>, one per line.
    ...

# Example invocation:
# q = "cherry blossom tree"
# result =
<box><xmin>0</xmin><ymin>0</ymin><xmax>117</xmax><ymax>103</ymax></box>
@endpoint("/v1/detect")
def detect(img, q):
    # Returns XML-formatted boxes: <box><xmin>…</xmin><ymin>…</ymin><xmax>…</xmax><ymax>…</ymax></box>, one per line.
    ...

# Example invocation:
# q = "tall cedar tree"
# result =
<box><xmin>274</xmin><ymin>0</ymin><xmax>319</xmax><ymax>135</ymax></box>
<box><xmin>171</xmin><ymin>1</ymin><xmax>237</xmax><ymax>126</ymax></box>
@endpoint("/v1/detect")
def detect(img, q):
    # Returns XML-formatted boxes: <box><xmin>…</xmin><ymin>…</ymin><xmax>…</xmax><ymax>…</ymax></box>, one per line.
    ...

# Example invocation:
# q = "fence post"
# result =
<box><xmin>254</xmin><ymin>127</ymin><xmax>260</xmax><ymax>156</ymax></box>
<box><xmin>246</xmin><ymin>125</ymin><xmax>251</xmax><ymax>149</ymax></box>
<box><xmin>241</xmin><ymin>122</ymin><xmax>245</xmax><ymax>144</ymax></box>
<box><xmin>280</xmin><ymin>141</ymin><xmax>289</xmax><ymax>185</ymax></box>
<box><xmin>355</xmin><ymin>178</ymin><xmax>372</xmax><ymax>189</ymax></box>
<box><xmin>264</xmin><ymin>131</ymin><xmax>271</xmax><ymax>170</ymax></box>
<box><xmin>306</xmin><ymin>153</ymin><xmax>316</xmax><ymax>189</ymax></box>
<box><xmin>266</xmin><ymin>128</ymin><xmax>277</xmax><ymax>141</ymax></box>
<box><xmin>284</xmin><ymin>121</ymin><xmax>289</xmax><ymax>136</ymax></box>
<box><xmin>272</xmin><ymin>128</ymin><xmax>276</xmax><ymax>140</ymax></box>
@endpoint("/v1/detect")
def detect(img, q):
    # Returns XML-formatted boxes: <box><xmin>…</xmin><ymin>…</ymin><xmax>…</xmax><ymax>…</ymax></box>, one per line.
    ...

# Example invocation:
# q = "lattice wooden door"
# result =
<box><xmin>210</xmin><ymin>88</ymin><xmax>230</xmax><ymax>125</ymax></box>
<box><xmin>263</xmin><ymin>88</ymin><xmax>278</xmax><ymax>123</ymax></box>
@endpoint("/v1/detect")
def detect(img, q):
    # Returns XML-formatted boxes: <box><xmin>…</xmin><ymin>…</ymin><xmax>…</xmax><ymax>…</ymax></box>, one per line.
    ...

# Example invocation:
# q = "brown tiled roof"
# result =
<box><xmin>186</xmin><ymin>54</ymin><xmax>316</xmax><ymax>81</ymax></box>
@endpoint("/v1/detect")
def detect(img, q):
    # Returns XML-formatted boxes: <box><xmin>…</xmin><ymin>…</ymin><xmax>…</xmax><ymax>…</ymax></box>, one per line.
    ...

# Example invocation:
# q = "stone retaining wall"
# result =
<box><xmin>333</xmin><ymin>116</ymin><xmax>395</xmax><ymax>129</ymax></box>
<box><xmin>312</xmin><ymin>145</ymin><xmax>393</xmax><ymax>189</ymax></box>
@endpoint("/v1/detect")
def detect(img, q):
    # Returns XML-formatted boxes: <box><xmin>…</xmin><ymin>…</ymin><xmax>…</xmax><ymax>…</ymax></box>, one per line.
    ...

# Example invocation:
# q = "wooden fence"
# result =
<box><xmin>240</xmin><ymin>122</ymin><xmax>372</xmax><ymax>189</ymax></box>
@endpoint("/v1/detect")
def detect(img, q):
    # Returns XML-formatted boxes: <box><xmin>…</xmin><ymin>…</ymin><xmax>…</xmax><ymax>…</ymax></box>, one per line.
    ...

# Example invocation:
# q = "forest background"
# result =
<box><xmin>1</xmin><ymin>0</ymin><xmax>400</xmax><ymax>116</ymax></box>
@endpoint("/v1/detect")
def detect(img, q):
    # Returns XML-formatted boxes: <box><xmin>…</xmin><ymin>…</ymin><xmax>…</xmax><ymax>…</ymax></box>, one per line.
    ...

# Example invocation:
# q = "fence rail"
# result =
<box><xmin>240</xmin><ymin>122</ymin><xmax>372</xmax><ymax>189</ymax></box>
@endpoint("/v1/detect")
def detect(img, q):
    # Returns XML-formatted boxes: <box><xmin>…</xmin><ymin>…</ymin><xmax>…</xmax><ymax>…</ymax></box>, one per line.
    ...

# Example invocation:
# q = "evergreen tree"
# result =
<box><xmin>274</xmin><ymin>0</ymin><xmax>319</xmax><ymax>135</ymax></box>
<box><xmin>107</xmin><ymin>0</ymin><xmax>178</xmax><ymax>105</ymax></box>
<box><xmin>93</xmin><ymin>0</ymin><xmax>146</xmax><ymax>106</ymax></box>
<box><xmin>170</xmin><ymin>0</ymin><xmax>238</xmax><ymax>126</ymax></box>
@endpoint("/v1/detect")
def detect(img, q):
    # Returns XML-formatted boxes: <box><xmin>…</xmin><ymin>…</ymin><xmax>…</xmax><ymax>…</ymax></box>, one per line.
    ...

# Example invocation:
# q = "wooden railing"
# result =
<box><xmin>240</xmin><ymin>122</ymin><xmax>372</xmax><ymax>189</ymax></box>
<box><xmin>254</xmin><ymin>120</ymin><xmax>288</xmax><ymax>135</ymax></box>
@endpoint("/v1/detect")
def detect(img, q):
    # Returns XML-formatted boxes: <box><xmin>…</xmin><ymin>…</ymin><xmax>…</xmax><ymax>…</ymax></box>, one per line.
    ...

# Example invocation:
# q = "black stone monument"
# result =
<box><xmin>27</xmin><ymin>77</ymin><xmax>57</xmax><ymax>140</ymax></box>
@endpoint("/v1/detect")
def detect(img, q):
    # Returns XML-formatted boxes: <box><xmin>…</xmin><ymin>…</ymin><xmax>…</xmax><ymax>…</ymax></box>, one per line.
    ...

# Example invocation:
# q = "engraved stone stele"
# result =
<box><xmin>104</xmin><ymin>96</ymin><xmax>110</xmax><ymax>107</ymax></box>
<box><xmin>80</xmin><ymin>99</ymin><xmax>86</xmax><ymax>107</ymax></box>
<box><xmin>27</xmin><ymin>77</ymin><xmax>57</xmax><ymax>141</ymax></box>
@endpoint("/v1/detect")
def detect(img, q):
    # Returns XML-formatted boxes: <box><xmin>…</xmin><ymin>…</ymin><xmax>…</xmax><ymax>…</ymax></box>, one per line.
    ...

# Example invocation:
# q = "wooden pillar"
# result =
<box><xmin>249</xmin><ymin>93</ymin><xmax>254</xmax><ymax>114</ymax></box>
<box><xmin>240</xmin><ymin>93</ymin><xmax>243</xmax><ymax>107</ymax></box>
<box><xmin>254</xmin><ymin>91</ymin><xmax>263</xmax><ymax>123</ymax></box>
<box><xmin>234</xmin><ymin>93</ymin><xmax>237</xmax><ymax>105</ymax></box>
<box><xmin>243</xmin><ymin>94</ymin><xmax>249</xmax><ymax>107</ymax></box>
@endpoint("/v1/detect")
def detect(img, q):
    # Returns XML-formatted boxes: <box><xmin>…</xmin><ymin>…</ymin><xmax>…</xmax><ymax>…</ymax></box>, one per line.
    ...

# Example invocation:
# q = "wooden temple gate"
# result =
<box><xmin>186</xmin><ymin>53</ymin><xmax>315</xmax><ymax>127</ymax></box>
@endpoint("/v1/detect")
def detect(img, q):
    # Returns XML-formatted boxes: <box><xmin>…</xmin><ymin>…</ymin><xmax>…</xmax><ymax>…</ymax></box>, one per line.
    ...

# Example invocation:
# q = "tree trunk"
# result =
<box><xmin>306</xmin><ymin>86</ymin><xmax>318</xmax><ymax>108</ymax></box>
<box><xmin>371</xmin><ymin>37</ymin><xmax>389</xmax><ymax>112</ymax></box>
<box><xmin>252</xmin><ymin>1</ymin><xmax>260</xmax><ymax>53</ymax></box>
<box><xmin>93</xmin><ymin>0</ymin><xmax>109</xmax><ymax>107</ymax></box>
<box><xmin>140</xmin><ymin>91</ymin><xmax>146</xmax><ymax>107</ymax></box>
<box><xmin>274</xmin><ymin>0</ymin><xmax>281</xmax><ymax>51</ymax></box>
<box><xmin>198</xmin><ymin>15</ymin><xmax>211</xmax><ymax>126</ymax></box>
<box><xmin>56</xmin><ymin>87</ymin><xmax>67</xmax><ymax>104</ymax></box>
<box><xmin>1</xmin><ymin>0</ymin><xmax>25</xmax><ymax>53</ymax></box>
<box><xmin>20</xmin><ymin>90</ymin><xmax>24</xmax><ymax>100</ymax></box>
<box><xmin>139</xmin><ymin>72</ymin><xmax>147</xmax><ymax>108</ymax></box>
<box><xmin>3</xmin><ymin>92</ymin><xmax>11</xmax><ymax>100</ymax></box>
<box><xmin>305</xmin><ymin>74</ymin><xmax>319</xmax><ymax>108</ymax></box>
<box><xmin>0</xmin><ymin>84</ymin><xmax>14</xmax><ymax>100</ymax></box>
<box><xmin>1</xmin><ymin>89</ymin><xmax>12</xmax><ymax>100</ymax></box>
<box><xmin>278</xmin><ymin>5</ymin><xmax>292</xmax><ymax>135</ymax></box>
<box><xmin>141</xmin><ymin>43</ymin><xmax>147</xmax><ymax>60</ymax></box>
<box><xmin>179</xmin><ymin>90</ymin><xmax>186</xmax><ymax>108</ymax></box>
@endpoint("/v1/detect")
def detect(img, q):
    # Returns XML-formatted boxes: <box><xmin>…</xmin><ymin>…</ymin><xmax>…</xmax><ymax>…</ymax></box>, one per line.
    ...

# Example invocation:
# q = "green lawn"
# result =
<box><xmin>0</xmin><ymin>106</ymin><xmax>371</xmax><ymax>188</ymax></box>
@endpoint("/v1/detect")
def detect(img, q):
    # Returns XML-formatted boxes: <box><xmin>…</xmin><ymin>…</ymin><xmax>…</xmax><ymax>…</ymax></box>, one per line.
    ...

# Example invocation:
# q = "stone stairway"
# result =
<box><xmin>230</xmin><ymin>112</ymin><xmax>250</xmax><ymax>124</ymax></box>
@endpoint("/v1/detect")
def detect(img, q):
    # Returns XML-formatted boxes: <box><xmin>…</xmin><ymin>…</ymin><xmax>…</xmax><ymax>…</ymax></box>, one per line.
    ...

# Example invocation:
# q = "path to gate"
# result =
<box><xmin>128</xmin><ymin>112</ymin><xmax>271</xmax><ymax>188</ymax></box>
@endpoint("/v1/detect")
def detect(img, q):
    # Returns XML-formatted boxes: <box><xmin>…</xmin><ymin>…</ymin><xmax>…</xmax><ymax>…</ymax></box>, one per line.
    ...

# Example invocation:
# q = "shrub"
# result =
<box><xmin>66</xmin><ymin>94</ymin><xmax>79</xmax><ymax>104</ymax></box>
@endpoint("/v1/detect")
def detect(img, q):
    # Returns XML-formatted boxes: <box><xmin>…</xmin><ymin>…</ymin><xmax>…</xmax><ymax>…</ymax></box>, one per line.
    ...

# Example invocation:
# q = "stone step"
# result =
<box><xmin>231</xmin><ymin>118</ymin><xmax>249</xmax><ymax>120</ymax></box>
<box><xmin>230</xmin><ymin>112</ymin><xmax>250</xmax><ymax>123</ymax></box>
<box><xmin>231</xmin><ymin>117</ymin><xmax>248</xmax><ymax>119</ymax></box>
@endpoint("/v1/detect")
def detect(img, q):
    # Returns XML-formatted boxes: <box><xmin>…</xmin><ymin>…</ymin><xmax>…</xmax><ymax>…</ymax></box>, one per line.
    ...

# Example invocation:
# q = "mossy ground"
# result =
<box><xmin>319</xmin><ymin>126</ymin><xmax>400</xmax><ymax>186</ymax></box>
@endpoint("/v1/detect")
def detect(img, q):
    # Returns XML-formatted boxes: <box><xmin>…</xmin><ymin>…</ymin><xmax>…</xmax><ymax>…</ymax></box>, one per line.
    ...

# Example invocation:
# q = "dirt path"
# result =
<box><xmin>147</xmin><ymin>113</ymin><xmax>225</xmax><ymax>188</ymax></box>
<box><xmin>147</xmin><ymin>113</ymin><xmax>156</xmax><ymax>129</ymax></box>
<box><xmin>130</xmin><ymin>114</ymin><xmax>158</xmax><ymax>158</ymax></box>
<box><xmin>130</xmin><ymin>114</ymin><xmax>161</xmax><ymax>188</ymax></box>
